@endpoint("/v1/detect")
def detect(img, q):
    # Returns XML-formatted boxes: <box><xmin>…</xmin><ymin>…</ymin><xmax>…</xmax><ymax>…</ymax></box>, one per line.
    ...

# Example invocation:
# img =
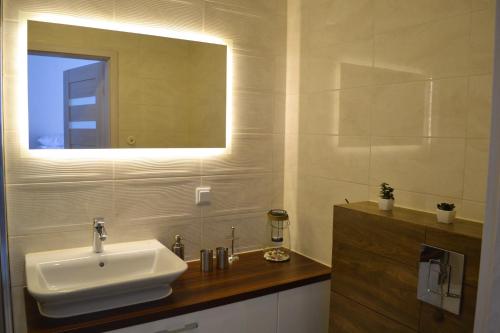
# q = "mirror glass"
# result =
<box><xmin>27</xmin><ymin>21</ymin><xmax>227</xmax><ymax>149</ymax></box>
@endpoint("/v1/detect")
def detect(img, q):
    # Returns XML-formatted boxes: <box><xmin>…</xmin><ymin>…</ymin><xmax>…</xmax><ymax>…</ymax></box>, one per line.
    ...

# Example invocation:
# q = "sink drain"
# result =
<box><xmin>99</xmin><ymin>262</ymin><xmax>105</xmax><ymax>267</ymax></box>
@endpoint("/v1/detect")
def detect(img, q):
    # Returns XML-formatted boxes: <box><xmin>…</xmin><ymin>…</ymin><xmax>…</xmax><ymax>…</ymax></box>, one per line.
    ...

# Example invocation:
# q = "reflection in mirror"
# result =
<box><xmin>28</xmin><ymin>21</ymin><xmax>227</xmax><ymax>149</ymax></box>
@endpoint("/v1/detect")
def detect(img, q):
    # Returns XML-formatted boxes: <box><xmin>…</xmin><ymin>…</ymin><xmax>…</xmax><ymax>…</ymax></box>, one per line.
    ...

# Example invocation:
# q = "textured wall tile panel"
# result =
<box><xmin>115</xmin><ymin>0</ymin><xmax>203</xmax><ymax>32</ymax></box>
<box><xmin>7</xmin><ymin>181</ymin><xmax>114</xmax><ymax>236</ymax></box>
<box><xmin>4</xmin><ymin>0</ymin><xmax>114</xmax><ymax>21</ymax></box>
<box><xmin>204</xmin><ymin>1</ymin><xmax>286</xmax><ymax>55</ymax></box>
<box><xmin>201</xmin><ymin>173</ymin><xmax>272</xmax><ymax>217</ymax></box>
<box><xmin>202</xmin><ymin>134</ymin><xmax>273</xmax><ymax>175</ymax></box>
<box><xmin>232</xmin><ymin>91</ymin><xmax>274</xmax><ymax>134</ymax></box>
<box><xmin>115</xmin><ymin>177</ymin><xmax>201</xmax><ymax>223</ymax></box>
<box><xmin>202</xmin><ymin>212</ymin><xmax>266</xmax><ymax>253</ymax></box>
<box><xmin>232</xmin><ymin>52</ymin><xmax>276</xmax><ymax>92</ymax></box>
<box><xmin>114</xmin><ymin>157</ymin><xmax>201</xmax><ymax>180</ymax></box>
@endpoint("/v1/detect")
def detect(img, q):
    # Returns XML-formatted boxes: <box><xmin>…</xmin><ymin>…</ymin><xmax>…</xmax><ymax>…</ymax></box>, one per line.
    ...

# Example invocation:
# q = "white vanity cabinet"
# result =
<box><xmin>106</xmin><ymin>281</ymin><xmax>330</xmax><ymax>333</ymax></box>
<box><xmin>277</xmin><ymin>280</ymin><xmax>331</xmax><ymax>333</ymax></box>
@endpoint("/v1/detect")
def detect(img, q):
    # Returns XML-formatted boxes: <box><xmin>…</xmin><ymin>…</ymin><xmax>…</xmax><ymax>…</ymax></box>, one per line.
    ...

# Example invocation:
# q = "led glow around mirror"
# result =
<box><xmin>27</xmin><ymin>20</ymin><xmax>229</xmax><ymax>150</ymax></box>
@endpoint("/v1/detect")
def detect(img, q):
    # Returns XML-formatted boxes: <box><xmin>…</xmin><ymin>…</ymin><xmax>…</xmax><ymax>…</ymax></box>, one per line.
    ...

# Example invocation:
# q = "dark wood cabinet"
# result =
<box><xmin>330</xmin><ymin>202</ymin><xmax>482</xmax><ymax>333</ymax></box>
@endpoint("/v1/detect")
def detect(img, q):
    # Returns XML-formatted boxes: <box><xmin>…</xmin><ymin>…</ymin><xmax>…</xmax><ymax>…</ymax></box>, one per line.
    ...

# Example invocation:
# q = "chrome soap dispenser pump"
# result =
<box><xmin>171</xmin><ymin>235</ymin><xmax>185</xmax><ymax>260</ymax></box>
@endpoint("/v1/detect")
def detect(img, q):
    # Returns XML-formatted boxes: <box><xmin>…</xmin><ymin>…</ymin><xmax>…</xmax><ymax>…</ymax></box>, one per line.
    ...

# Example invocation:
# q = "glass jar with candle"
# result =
<box><xmin>263</xmin><ymin>209</ymin><xmax>291</xmax><ymax>262</ymax></box>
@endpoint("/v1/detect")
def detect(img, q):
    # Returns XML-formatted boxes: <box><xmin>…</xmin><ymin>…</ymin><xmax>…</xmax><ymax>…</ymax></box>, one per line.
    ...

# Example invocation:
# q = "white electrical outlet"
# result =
<box><xmin>196</xmin><ymin>187</ymin><xmax>212</xmax><ymax>205</ymax></box>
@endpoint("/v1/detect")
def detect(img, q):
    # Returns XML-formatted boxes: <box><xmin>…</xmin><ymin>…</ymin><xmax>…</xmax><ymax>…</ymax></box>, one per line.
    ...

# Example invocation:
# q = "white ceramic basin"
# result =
<box><xmin>25</xmin><ymin>239</ymin><xmax>187</xmax><ymax>318</ymax></box>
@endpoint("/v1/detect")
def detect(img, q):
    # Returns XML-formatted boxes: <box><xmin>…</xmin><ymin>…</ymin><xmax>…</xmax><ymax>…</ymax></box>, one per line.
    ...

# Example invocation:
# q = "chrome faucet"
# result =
<box><xmin>92</xmin><ymin>217</ymin><xmax>107</xmax><ymax>253</ymax></box>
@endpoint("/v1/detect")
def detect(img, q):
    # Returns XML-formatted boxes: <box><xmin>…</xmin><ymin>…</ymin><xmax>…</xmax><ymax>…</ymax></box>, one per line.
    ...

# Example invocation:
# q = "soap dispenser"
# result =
<box><xmin>171</xmin><ymin>235</ymin><xmax>185</xmax><ymax>260</ymax></box>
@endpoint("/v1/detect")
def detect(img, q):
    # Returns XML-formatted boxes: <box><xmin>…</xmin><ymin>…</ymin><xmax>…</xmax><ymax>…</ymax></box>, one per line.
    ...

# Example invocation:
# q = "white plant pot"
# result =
<box><xmin>378</xmin><ymin>198</ymin><xmax>394</xmax><ymax>211</ymax></box>
<box><xmin>436</xmin><ymin>209</ymin><xmax>456</xmax><ymax>224</ymax></box>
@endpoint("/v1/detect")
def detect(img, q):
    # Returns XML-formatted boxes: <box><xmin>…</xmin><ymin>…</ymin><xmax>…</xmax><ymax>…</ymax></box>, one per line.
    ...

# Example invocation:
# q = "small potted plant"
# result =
<box><xmin>436</xmin><ymin>202</ymin><xmax>456</xmax><ymax>224</ymax></box>
<box><xmin>378</xmin><ymin>182</ymin><xmax>395</xmax><ymax>211</ymax></box>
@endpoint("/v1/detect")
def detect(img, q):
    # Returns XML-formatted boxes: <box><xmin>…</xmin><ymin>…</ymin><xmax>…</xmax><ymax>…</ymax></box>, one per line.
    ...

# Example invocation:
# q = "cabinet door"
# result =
<box><xmin>198</xmin><ymin>293</ymin><xmax>277</xmax><ymax>333</ymax></box>
<box><xmin>105</xmin><ymin>311</ymin><xmax>198</xmax><ymax>333</ymax></box>
<box><xmin>106</xmin><ymin>293</ymin><xmax>277</xmax><ymax>333</ymax></box>
<box><xmin>277</xmin><ymin>281</ymin><xmax>331</xmax><ymax>333</ymax></box>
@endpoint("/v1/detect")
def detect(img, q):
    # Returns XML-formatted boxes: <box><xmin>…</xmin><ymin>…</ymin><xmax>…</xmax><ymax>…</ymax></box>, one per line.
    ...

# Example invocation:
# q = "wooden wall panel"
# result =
<box><xmin>331</xmin><ymin>202</ymin><xmax>482</xmax><ymax>333</ymax></box>
<box><xmin>330</xmin><ymin>292</ymin><xmax>416</xmax><ymax>333</ymax></box>
<box><xmin>334</xmin><ymin>205</ymin><xmax>426</xmax><ymax>266</ymax></box>
<box><xmin>332</xmin><ymin>243</ymin><xmax>420</xmax><ymax>330</ymax></box>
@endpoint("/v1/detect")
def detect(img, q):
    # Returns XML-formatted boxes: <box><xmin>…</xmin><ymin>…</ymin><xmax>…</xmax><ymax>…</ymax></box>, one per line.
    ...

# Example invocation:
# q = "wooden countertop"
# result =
<box><xmin>25</xmin><ymin>251</ymin><xmax>331</xmax><ymax>333</ymax></box>
<box><xmin>336</xmin><ymin>201</ymin><xmax>483</xmax><ymax>239</ymax></box>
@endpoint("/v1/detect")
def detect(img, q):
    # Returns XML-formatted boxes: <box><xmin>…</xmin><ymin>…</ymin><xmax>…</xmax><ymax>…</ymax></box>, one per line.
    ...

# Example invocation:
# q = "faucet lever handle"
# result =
<box><xmin>93</xmin><ymin>217</ymin><xmax>104</xmax><ymax>231</ymax></box>
<box><xmin>93</xmin><ymin>217</ymin><xmax>107</xmax><ymax>240</ymax></box>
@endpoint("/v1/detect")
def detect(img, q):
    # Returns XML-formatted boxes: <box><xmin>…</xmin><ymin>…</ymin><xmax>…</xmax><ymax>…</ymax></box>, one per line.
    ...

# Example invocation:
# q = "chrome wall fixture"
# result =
<box><xmin>417</xmin><ymin>244</ymin><xmax>465</xmax><ymax>315</ymax></box>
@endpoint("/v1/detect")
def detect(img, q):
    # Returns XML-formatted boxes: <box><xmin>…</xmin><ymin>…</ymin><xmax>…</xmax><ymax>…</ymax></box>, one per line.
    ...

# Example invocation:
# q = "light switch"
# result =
<box><xmin>196</xmin><ymin>187</ymin><xmax>212</xmax><ymax>205</ymax></box>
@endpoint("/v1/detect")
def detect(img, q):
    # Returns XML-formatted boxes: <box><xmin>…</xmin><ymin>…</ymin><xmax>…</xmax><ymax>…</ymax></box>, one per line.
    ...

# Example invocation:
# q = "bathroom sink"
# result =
<box><xmin>25</xmin><ymin>239</ymin><xmax>188</xmax><ymax>318</ymax></box>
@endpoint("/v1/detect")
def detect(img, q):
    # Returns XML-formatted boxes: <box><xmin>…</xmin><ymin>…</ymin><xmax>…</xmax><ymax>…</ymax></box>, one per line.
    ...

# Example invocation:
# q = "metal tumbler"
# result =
<box><xmin>216</xmin><ymin>247</ymin><xmax>229</xmax><ymax>270</ymax></box>
<box><xmin>200</xmin><ymin>249</ymin><xmax>214</xmax><ymax>272</ymax></box>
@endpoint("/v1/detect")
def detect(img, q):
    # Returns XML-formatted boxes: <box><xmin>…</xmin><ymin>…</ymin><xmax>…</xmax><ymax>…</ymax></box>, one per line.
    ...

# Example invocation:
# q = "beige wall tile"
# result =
<box><xmin>461</xmin><ymin>200</ymin><xmax>486</xmax><ymax>222</ymax></box>
<box><xmin>232</xmin><ymin>91</ymin><xmax>274</xmax><ymax>134</ymax></box>
<box><xmin>294</xmin><ymin>175</ymin><xmax>370</xmax><ymax>265</ymax></box>
<box><xmin>115</xmin><ymin>0</ymin><xmax>203</xmax><ymax>32</ymax></box>
<box><xmin>233</xmin><ymin>52</ymin><xmax>276</xmax><ymax>91</ymax></box>
<box><xmin>108</xmin><ymin>219</ymin><xmax>202</xmax><ymax>260</ymax></box>
<box><xmin>372</xmin><ymin>81</ymin><xmax>428</xmax><ymax>137</ymax></box>
<box><xmin>114</xmin><ymin>157</ymin><xmax>201</xmax><ymax>180</ymax></box>
<box><xmin>3</xmin><ymin>20</ymin><xmax>23</xmax><ymax>77</ymax></box>
<box><xmin>202</xmin><ymin>134</ymin><xmax>273</xmax><ymax>175</ymax></box>
<box><xmin>301</xmin><ymin>39</ymin><xmax>374</xmax><ymax>92</ymax></box>
<box><xmin>202</xmin><ymin>213</ymin><xmax>265</xmax><ymax>253</ymax></box>
<box><xmin>115</xmin><ymin>177</ymin><xmax>201</xmax><ymax>223</ymax></box>
<box><xmin>427</xmin><ymin>77</ymin><xmax>469</xmax><ymax>138</ymax></box>
<box><xmin>303</xmin><ymin>0</ymin><xmax>373</xmax><ymax>45</ymax></box>
<box><xmin>273</xmin><ymin>93</ymin><xmax>286</xmax><ymax>134</ymax></box>
<box><xmin>463</xmin><ymin>139</ymin><xmax>490</xmax><ymax>202</ymax></box>
<box><xmin>372</xmin><ymin>78</ymin><xmax>469</xmax><ymax>138</ymax></box>
<box><xmin>3</xmin><ymin>132</ymin><xmax>112</xmax><ymax>184</ymax></box>
<box><xmin>472</xmin><ymin>0</ymin><xmax>496</xmax><ymax>11</ymax></box>
<box><xmin>272</xmin><ymin>173</ymin><xmax>285</xmax><ymax>208</ymax></box>
<box><xmin>7</xmin><ymin>181</ymin><xmax>114</xmax><ymax>236</ymax></box>
<box><xmin>3</xmin><ymin>0</ymin><xmax>114</xmax><ymax>21</ymax></box>
<box><xmin>273</xmin><ymin>134</ymin><xmax>285</xmax><ymax>174</ymax></box>
<box><xmin>374</xmin><ymin>14</ymin><xmax>470</xmax><ymax>83</ymax></box>
<box><xmin>299</xmin><ymin>135</ymin><xmax>370</xmax><ymax>184</ymax></box>
<box><xmin>373</xmin><ymin>0</ymin><xmax>470</xmax><ymax>35</ymax></box>
<box><xmin>370</xmin><ymin>137</ymin><xmax>466</xmax><ymax>198</ymax></box>
<box><xmin>202</xmin><ymin>174</ymin><xmax>273</xmax><ymax>217</ymax></box>
<box><xmin>300</xmin><ymin>87</ymin><xmax>372</xmax><ymax>136</ymax></box>
<box><xmin>468</xmin><ymin>75</ymin><xmax>493</xmax><ymax>138</ymax></box>
<box><xmin>471</xmin><ymin>9</ymin><xmax>495</xmax><ymax>75</ymax></box>
<box><xmin>200</xmin><ymin>174</ymin><xmax>272</xmax><ymax>217</ymax></box>
<box><xmin>204</xmin><ymin>1</ymin><xmax>286</xmax><ymax>55</ymax></box>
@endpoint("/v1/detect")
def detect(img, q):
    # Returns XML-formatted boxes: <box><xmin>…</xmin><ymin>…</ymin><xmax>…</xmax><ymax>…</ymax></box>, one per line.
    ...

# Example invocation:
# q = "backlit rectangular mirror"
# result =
<box><xmin>27</xmin><ymin>21</ymin><xmax>227</xmax><ymax>149</ymax></box>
